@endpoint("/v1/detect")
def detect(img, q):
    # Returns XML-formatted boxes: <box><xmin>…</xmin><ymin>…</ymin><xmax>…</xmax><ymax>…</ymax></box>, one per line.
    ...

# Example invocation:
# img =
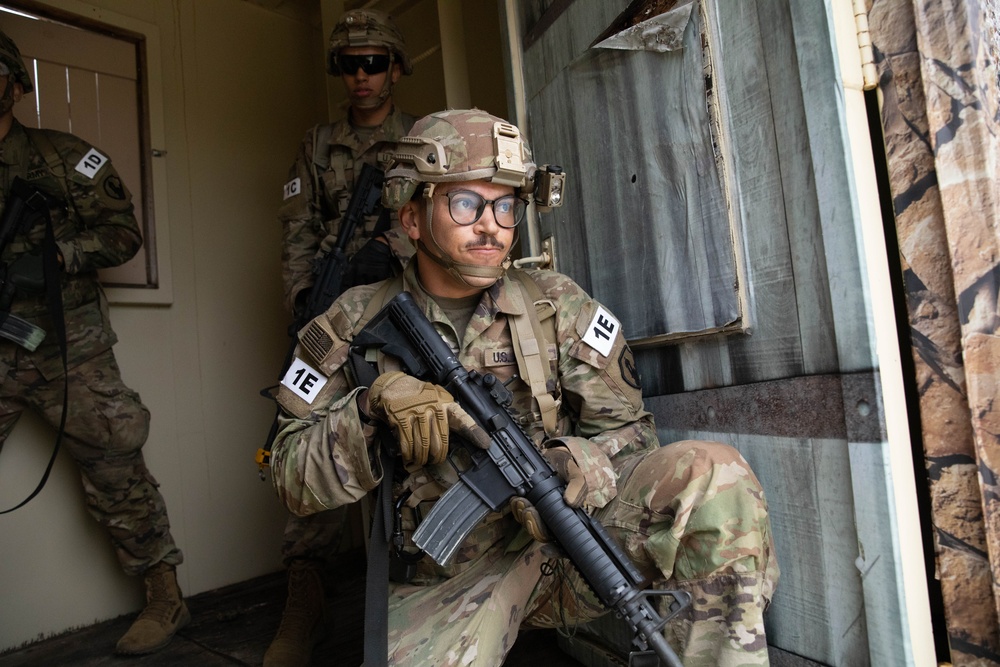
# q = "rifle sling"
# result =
<box><xmin>346</xmin><ymin>340</ymin><xmax>394</xmax><ymax>667</ymax></box>
<box><xmin>364</xmin><ymin>444</ymin><xmax>393</xmax><ymax>667</ymax></box>
<box><xmin>371</xmin><ymin>206</ymin><xmax>391</xmax><ymax>237</ymax></box>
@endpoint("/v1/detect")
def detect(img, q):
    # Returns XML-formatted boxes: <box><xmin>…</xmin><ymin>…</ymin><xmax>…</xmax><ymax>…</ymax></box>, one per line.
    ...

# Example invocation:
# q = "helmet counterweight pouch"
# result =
<box><xmin>492</xmin><ymin>122</ymin><xmax>528</xmax><ymax>187</ymax></box>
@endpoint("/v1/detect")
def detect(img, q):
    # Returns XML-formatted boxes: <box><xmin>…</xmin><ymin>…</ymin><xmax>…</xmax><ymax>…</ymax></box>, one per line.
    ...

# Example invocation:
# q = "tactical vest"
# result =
<box><xmin>2</xmin><ymin>128</ymin><xmax>73</xmax><ymax>257</ymax></box>
<box><xmin>24</xmin><ymin>128</ymin><xmax>70</xmax><ymax>197</ymax></box>
<box><xmin>354</xmin><ymin>269</ymin><xmax>561</xmax><ymax>438</ymax></box>
<box><xmin>309</xmin><ymin>122</ymin><xmax>391</xmax><ymax>240</ymax></box>
<box><xmin>310</xmin><ymin>123</ymin><xmax>346</xmax><ymax>223</ymax></box>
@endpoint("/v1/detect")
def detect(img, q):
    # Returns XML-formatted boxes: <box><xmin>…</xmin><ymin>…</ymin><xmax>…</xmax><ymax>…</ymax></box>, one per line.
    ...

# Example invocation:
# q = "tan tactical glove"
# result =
<box><xmin>510</xmin><ymin>446</ymin><xmax>589</xmax><ymax>544</ymax></box>
<box><xmin>543</xmin><ymin>445</ymin><xmax>588</xmax><ymax>508</ymax></box>
<box><xmin>368</xmin><ymin>371</ymin><xmax>488</xmax><ymax>467</ymax></box>
<box><xmin>509</xmin><ymin>497</ymin><xmax>552</xmax><ymax>543</ymax></box>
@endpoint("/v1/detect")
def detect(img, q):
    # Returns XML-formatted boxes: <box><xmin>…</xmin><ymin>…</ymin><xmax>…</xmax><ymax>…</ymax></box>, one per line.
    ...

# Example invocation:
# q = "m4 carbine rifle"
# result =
<box><xmin>257</xmin><ymin>162</ymin><xmax>388</xmax><ymax>475</ymax></box>
<box><xmin>297</xmin><ymin>162</ymin><xmax>388</xmax><ymax>332</ymax></box>
<box><xmin>352</xmin><ymin>292</ymin><xmax>692</xmax><ymax>667</ymax></box>
<box><xmin>0</xmin><ymin>176</ymin><xmax>52</xmax><ymax>352</ymax></box>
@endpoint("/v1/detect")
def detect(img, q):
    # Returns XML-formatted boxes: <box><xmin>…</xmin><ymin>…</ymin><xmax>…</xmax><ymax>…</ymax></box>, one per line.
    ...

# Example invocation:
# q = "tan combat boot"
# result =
<box><xmin>263</xmin><ymin>559</ymin><xmax>327</xmax><ymax>667</ymax></box>
<box><xmin>115</xmin><ymin>561</ymin><xmax>191</xmax><ymax>654</ymax></box>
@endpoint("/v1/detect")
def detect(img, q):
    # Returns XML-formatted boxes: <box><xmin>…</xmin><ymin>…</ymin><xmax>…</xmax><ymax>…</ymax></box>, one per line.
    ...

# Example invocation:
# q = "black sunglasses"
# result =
<box><xmin>335</xmin><ymin>54</ymin><xmax>391</xmax><ymax>75</ymax></box>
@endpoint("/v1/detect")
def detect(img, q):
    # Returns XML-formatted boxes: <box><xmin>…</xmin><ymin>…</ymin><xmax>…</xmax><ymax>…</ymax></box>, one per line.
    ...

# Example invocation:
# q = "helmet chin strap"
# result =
<box><xmin>353</xmin><ymin>53</ymin><xmax>395</xmax><ymax>110</ymax></box>
<box><xmin>0</xmin><ymin>78</ymin><xmax>15</xmax><ymax>117</ymax></box>
<box><xmin>418</xmin><ymin>195</ymin><xmax>511</xmax><ymax>289</ymax></box>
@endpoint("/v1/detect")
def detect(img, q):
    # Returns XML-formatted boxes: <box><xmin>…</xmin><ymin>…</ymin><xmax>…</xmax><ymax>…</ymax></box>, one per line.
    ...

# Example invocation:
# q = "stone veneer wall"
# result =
<box><xmin>870</xmin><ymin>0</ymin><xmax>1000</xmax><ymax>662</ymax></box>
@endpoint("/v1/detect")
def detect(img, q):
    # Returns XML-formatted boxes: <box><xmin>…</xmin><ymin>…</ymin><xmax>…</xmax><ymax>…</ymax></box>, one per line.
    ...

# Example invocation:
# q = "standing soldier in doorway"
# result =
<box><xmin>268</xmin><ymin>9</ymin><xmax>416</xmax><ymax>666</ymax></box>
<box><xmin>0</xmin><ymin>30</ymin><xmax>188</xmax><ymax>655</ymax></box>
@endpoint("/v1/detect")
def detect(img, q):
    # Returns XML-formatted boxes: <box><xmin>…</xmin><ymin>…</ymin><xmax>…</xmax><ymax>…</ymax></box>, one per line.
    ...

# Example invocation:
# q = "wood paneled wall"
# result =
<box><xmin>512</xmin><ymin>0</ymin><xmax>931</xmax><ymax>663</ymax></box>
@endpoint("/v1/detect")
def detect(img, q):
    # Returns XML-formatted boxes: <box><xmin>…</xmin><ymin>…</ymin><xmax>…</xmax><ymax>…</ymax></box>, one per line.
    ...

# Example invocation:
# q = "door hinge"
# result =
<box><xmin>852</xmin><ymin>0</ymin><xmax>878</xmax><ymax>90</ymax></box>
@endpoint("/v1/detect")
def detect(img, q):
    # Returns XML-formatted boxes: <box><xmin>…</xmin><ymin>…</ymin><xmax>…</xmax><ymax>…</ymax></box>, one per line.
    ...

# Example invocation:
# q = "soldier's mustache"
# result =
<box><xmin>466</xmin><ymin>236</ymin><xmax>505</xmax><ymax>250</ymax></box>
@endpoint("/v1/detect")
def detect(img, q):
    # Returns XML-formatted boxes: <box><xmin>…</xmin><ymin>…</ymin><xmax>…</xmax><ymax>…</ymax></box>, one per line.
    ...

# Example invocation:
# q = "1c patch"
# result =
<box><xmin>618</xmin><ymin>344</ymin><xmax>641</xmax><ymax>389</ymax></box>
<box><xmin>283</xmin><ymin>177</ymin><xmax>301</xmax><ymax>200</ymax></box>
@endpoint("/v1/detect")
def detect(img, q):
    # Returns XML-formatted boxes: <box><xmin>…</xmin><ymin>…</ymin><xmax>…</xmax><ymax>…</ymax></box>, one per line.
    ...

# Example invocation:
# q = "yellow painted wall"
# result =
<box><xmin>0</xmin><ymin>0</ymin><xmax>327</xmax><ymax>650</ymax></box>
<box><xmin>0</xmin><ymin>0</ymin><xmax>507</xmax><ymax>650</ymax></box>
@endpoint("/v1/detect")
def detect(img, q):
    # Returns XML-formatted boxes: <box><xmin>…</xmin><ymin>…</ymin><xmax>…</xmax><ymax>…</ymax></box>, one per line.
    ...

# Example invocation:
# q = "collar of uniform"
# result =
<box><xmin>0</xmin><ymin>119</ymin><xmax>29</xmax><ymax>167</ymax></box>
<box><xmin>401</xmin><ymin>261</ymin><xmax>527</xmax><ymax>322</ymax></box>
<box><xmin>332</xmin><ymin>105</ymin><xmax>405</xmax><ymax>151</ymax></box>
<box><xmin>490</xmin><ymin>274</ymin><xmax>528</xmax><ymax>316</ymax></box>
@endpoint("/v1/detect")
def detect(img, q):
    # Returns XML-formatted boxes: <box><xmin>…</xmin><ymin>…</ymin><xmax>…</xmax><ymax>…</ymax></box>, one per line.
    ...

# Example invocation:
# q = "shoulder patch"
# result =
<box><xmin>484</xmin><ymin>347</ymin><xmax>517</xmax><ymax>368</ymax></box>
<box><xmin>74</xmin><ymin>148</ymin><xmax>109</xmax><ymax>179</ymax></box>
<box><xmin>103</xmin><ymin>174</ymin><xmax>126</xmax><ymax>200</ymax></box>
<box><xmin>581</xmin><ymin>305</ymin><xmax>621</xmax><ymax>357</ymax></box>
<box><xmin>283</xmin><ymin>177</ymin><xmax>301</xmax><ymax>200</ymax></box>
<box><xmin>618</xmin><ymin>345</ymin><xmax>641</xmax><ymax>389</ymax></box>
<box><xmin>281</xmin><ymin>356</ymin><xmax>330</xmax><ymax>404</ymax></box>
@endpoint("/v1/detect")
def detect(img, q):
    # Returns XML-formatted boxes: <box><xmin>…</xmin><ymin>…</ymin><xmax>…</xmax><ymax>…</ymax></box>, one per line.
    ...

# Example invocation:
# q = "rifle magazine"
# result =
<box><xmin>0</xmin><ymin>312</ymin><xmax>45</xmax><ymax>351</ymax></box>
<box><xmin>412</xmin><ymin>481</ymin><xmax>491</xmax><ymax>566</ymax></box>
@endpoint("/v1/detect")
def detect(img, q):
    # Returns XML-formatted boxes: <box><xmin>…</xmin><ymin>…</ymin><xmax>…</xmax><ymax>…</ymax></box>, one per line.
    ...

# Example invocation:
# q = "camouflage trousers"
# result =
<box><xmin>0</xmin><ymin>347</ymin><xmax>182</xmax><ymax>576</ymax></box>
<box><xmin>384</xmin><ymin>440</ymin><xmax>779</xmax><ymax>667</ymax></box>
<box><xmin>281</xmin><ymin>506</ymin><xmax>349</xmax><ymax>565</ymax></box>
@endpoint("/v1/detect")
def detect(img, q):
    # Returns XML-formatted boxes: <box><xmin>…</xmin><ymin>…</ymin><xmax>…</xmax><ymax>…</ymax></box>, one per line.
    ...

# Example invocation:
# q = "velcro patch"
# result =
<box><xmin>281</xmin><ymin>356</ymin><xmax>329</xmax><ymax>403</ymax></box>
<box><xmin>104</xmin><ymin>174</ymin><xmax>126</xmax><ymax>200</ymax></box>
<box><xmin>619</xmin><ymin>345</ymin><xmax>641</xmax><ymax>389</ymax></box>
<box><xmin>283</xmin><ymin>177</ymin><xmax>301</xmax><ymax>200</ymax></box>
<box><xmin>483</xmin><ymin>347</ymin><xmax>517</xmax><ymax>367</ymax></box>
<box><xmin>75</xmin><ymin>148</ymin><xmax>108</xmax><ymax>179</ymax></box>
<box><xmin>581</xmin><ymin>305</ymin><xmax>620</xmax><ymax>358</ymax></box>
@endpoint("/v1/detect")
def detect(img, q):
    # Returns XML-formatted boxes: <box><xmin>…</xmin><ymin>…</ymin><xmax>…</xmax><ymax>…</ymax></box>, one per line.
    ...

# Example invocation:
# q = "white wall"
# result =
<box><xmin>0</xmin><ymin>0</ymin><xmax>328</xmax><ymax>650</ymax></box>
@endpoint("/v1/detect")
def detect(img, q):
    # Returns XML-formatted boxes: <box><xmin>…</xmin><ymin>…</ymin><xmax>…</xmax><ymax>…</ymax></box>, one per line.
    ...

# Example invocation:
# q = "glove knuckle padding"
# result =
<box><xmin>543</xmin><ymin>446</ymin><xmax>588</xmax><ymax>508</ymax></box>
<box><xmin>369</xmin><ymin>372</ymin><xmax>454</xmax><ymax>465</ymax></box>
<box><xmin>510</xmin><ymin>497</ymin><xmax>551</xmax><ymax>543</ymax></box>
<box><xmin>446</xmin><ymin>405</ymin><xmax>491</xmax><ymax>450</ymax></box>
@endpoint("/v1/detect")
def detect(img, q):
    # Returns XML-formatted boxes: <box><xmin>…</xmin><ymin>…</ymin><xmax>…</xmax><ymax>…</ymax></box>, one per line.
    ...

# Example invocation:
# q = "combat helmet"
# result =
<box><xmin>0</xmin><ymin>30</ymin><xmax>33</xmax><ymax>93</ymax></box>
<box><xmin>380</xmin><ymin>109</ymin><xmax>556</xmax><ymax>288</ymax></box>
<box><xmin>381</xmin><ymin>109</ymin><xmax>539</xmax><ymax>211</ymax></box>
<box><xmin>327</xmin><ymin>9</ymin><xmax>412</xmax><ymax>76</ymax></box>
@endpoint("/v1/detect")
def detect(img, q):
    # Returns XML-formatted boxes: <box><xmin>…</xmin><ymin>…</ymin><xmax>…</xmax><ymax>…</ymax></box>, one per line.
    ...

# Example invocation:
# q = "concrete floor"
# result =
<box><xmin>0</xmin><ymin>546</ymin><xmax>822</xmax><ymax>666</ymax></box>
<box><xmin>0</xmin><ymin>547</ymin><xmax>583</xmax><ymax>667</ymax></box>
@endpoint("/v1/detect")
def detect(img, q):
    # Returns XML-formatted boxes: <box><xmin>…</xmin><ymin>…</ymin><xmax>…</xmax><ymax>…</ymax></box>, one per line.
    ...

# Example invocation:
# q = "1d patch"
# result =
<box><xmin>75</xmin><ymin>148</ymin><xmax>108</xmax><ymax>179</ymax></box>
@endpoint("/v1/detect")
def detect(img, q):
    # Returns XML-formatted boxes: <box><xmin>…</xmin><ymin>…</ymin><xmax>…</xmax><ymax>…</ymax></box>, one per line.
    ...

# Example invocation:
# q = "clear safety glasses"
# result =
<box><xmin>438</xmin><ymin>190</ymin><xmax>528</xmax><ymax>229</ymax></box>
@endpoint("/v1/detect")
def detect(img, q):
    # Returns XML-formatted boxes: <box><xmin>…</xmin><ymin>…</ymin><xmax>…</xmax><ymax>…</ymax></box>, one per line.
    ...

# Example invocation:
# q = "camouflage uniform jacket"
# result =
<box><xmin>278</xmin><ymin>107</ymin><xmax>417</xmax><ymax>313</ymax></box>
<box><xmin>271</xmin><ymin>261</ymin><xmax>659</xmax><ymax>577</ymax></box>
<box><xmin>0</xmin><ymin>119</ymin><xmax>141</xmax><ymax>381</ymax></box>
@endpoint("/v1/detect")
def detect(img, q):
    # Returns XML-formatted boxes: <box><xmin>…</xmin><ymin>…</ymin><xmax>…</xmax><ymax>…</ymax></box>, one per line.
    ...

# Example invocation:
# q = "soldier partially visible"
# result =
<box><xmin>267</xmin><ymin>9</ymin><xmax>417</xmax><ymax>666</ymax></box>
<box><xmin>0</xmin><ymin>29</ymin><xmax>187</xmax><ymax>655</ymax></box>
<box><xmin>269</xmin><ymin>109</ymin><xmax>780</xmax><ymax>667</ymax></box>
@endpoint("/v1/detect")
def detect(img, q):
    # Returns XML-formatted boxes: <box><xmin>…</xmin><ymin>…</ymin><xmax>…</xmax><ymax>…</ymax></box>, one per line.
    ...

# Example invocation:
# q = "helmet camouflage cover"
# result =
<box><xmin>0</xmin><ymin>30</ymin><xmax>33</xmax><ymax>93</ymax></box>
<box><xmin>381</xmin><ymin>109</ymin><xmax>538</xmax><ymax>210</ymax></box>
<box><xmin>327</xmin><ymin>8</ymin><xmax>412</xmax><ymax>76</ymax></box>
